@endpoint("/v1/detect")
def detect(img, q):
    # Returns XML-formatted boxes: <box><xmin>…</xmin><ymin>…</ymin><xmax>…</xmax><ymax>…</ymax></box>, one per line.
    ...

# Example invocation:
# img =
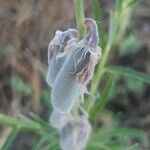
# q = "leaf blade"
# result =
<box><xmin>1</xmin><ymin>128</ymin><xmax>19</xmax><ymax>150</ymax></box>
<box><xmin>105</xmin><ymin>66</ymin><xmax>150</xmax><ymax>84</ymax></box>
<box><xmin>91</xmin><ymin>128</ymin><xmax>149</xmax><ymax>146</ymax></box>
<box><xmin>108</xmin><ymin>11</ymin><xmax>118</xmax><ymax>46</ymax></box>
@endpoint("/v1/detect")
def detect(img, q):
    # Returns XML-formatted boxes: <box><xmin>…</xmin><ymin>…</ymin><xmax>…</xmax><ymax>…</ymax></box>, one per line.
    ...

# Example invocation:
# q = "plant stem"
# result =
<box><xmin>90</xmin><ymin>74</ymin><xmax>115</xmax><ymax>121</ymax></box>
<box><xmin>92</xmin><ymin>0</ymin><xmax>106</xmax><ymax>50</ymax></box>
<box><xmin>91</xmin><ymin>43</ymin><xmax>111</xmax><ymax>93</ymax></box>
<box><xmin>73</xmin><ymin>0</ymin><xmax>86</xmax><ymax>40</ymax></box>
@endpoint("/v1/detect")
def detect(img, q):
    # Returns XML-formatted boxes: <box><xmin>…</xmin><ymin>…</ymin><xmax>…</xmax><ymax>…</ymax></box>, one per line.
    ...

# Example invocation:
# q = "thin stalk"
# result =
<box><xmin>73</xmin><ymin>0</ymin><xmax>86</xmax><ymax>116</ymax></box>
<box><xmin>91</xmin><ymin>1</ymin><xmax>135</xmax><ymax>93</ymax></box>
<box><xmin>91</xmin><ymin>43</ymin><xmax>111</xmax><ymax>92</ymax></box>
<box><xmin>73</xmin><ymin>0</ymin><xmax>86</xmax><ymax>40</ymax></box>
<box><xmin>92</xmin><ymin>0</ymin><xmax>106</xmax><ymax>50</ymax></box>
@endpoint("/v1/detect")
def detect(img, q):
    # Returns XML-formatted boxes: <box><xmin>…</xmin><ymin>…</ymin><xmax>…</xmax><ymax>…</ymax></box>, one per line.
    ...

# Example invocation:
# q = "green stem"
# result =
<box><xmin>73</xmin><ymin>0</ymin><xmax>86</xmax><ymax>116</ymax></box>
<box><xmin>73</xmin><ymin>0</ymin><xmax>86</xmax><ymax>40</ymax></box>
<box><xmin>91</xmin><ymin>43</ymin><xmax>111</xmax><ymax>93</ymax></box>
<box><xmin>90</xmin><ymin>74</ymin><xmax>115</xmax><ymax>121</ymax></box>
<box><xmin>87</xmin><ymin>44</ymin><xmax>111</xmax><ymax>112</ymax></box>
<box><xmin>92</xmin><ymin>0</ymin><xmax>106</xmax><ymax>50</ymax></box>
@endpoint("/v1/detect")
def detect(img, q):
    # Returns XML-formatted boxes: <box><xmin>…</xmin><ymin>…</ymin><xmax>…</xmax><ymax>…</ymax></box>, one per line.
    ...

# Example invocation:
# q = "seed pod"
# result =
<box><xmin>46</xmin><ymin>29</ymin><xmax>77</xmax><ymax>87</ymax></box>
<box><xmin>50</xmin><ymin>110</ymin><xmax>72</xmax><ymax>129</ymax></box>
<box><xmin>59</xmin><ymin>115</ymin><xmax>91</xmax><ymax>150</ymax></box>
<box><xmin>51</xmin><ymin>18</ymin><xmax>101</xmax><ymax>113</ymax></box>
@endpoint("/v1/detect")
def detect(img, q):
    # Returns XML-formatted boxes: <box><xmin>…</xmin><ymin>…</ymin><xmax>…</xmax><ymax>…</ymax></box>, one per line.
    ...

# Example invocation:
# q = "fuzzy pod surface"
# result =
<box><xmin>51</xmin><ymin>18</ymin><xmax>101</xmax><ymax>113</ymax></box>
<box><xmin>59</xmin><ymin>115</ymin><xmax>91</xmax><ymax>150</ymax></box>
<box><xmin>46</xmin><ymin>29</ymin><xmax>77</xmax><ymax>87</ymax></box>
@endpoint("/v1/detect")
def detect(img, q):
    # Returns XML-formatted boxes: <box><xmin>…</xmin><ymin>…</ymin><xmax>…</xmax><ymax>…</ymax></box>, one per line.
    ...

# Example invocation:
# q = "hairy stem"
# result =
<box><xmin>73</xmin><ymin>0</ymin><xmax>86</xmax><ymax>40</ymax></box>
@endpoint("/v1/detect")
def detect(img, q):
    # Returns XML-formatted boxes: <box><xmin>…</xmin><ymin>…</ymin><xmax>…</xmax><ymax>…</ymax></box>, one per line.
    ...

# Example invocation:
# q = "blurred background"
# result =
<box><xmin>0</xmin><ymin>0</ymin><xmax>149</xmax><ymax>149</ymax></box>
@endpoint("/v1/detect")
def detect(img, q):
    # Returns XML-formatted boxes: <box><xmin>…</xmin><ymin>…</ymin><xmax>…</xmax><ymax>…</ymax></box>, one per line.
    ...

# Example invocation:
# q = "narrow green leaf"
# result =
<box><xmin>108</xmin><ymin>11</ymin><xmax>118</xmax><ymax>46</ymax></box>
<box><xmin>92</xmin><ymin>0</ymin><xmax>106</xmax><ymax>50</ymax></box>
<box><xmin>0</xmin><ymin>114</ymin><xmax>41</xmax><ymax>134</ymax></box>
<box><xmin>32</xmin><ymin>136</ymin><xmax>48</xmax><ymax>150</ymax></box>
<box><xmin>30</xmin><ymin>113</ymin><xmax>49</xmax><ymax>127</ymax></box>
<box><xmin>92</xmin><ymin>128</ymin><xmax>149</xmax><ymax>146</ymax></box>
<box><xmin>1</xmin><ymin>128</ymin><xmax>19</xmax><ymax>150</ymax></box>
<box><xmin>90</xmin><ymin>74</ymin><xmax>115</xmax><ymax>120</ymax></box>
<box><xmin>127</xmin><ymin>0</ymin><xmax>138</xmax><ymax>7</ymax></box>
<box><xmin>29</xmin><ymin>113</ymin><xmax>55</xmax><ymax>133</ymax></box>
<box><xmin>88</xmin><ymin>141</ymin><xmax>110</xmax><ymax>150</ymax></box>
<box><xmin>105</xmin><ymin>66</ymin><xmax>150</xmax><ymax>84</ymax></box>
<box><xmin>115</xmin><ymin>0</ymin><xmax>123</xmax><ymax>14</ymax></box>
<box><xmin>42</xmin><ymin>140</ymin><xmax>58</xmax><ymax>150</ymax></box>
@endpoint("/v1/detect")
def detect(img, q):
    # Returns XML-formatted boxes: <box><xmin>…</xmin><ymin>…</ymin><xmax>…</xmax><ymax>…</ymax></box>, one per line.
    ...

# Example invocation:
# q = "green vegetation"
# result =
<box><xmin>0</xmin><ymin>0</ymin><xmax>149</xmax><ymax>149</ymax></box>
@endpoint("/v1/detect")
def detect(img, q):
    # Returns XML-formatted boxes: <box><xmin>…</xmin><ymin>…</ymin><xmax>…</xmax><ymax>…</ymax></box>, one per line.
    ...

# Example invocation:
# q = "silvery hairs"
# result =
<box><xmin>46</xmin><ymin>29</ymin><xmax>77</xmax><ymax>87</ymax></box>
<box><xmin>59</xmin><ymin>115</ymin><xmax>91</xmax><ymax>150</ymax></box>
<box><xmin>47</xmin><ymin>18</ymin><xmax>101</xmax><ymax>150</ymax></box>
<box><xmin>51</xmin><ymin>18</ymin><xmax>101</xmax><ymax>113</ymax></box>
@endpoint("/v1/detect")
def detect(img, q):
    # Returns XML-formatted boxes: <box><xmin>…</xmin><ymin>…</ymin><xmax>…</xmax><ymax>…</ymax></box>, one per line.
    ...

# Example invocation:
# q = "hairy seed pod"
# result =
<box><xmin>46</xmin><ymin>29</ymin><xmax>77</xmax><ymax>87</ymax></box>
<box><xmin>51</xmin><ymin>18</ymin><xmax>101</xmax><ymax>113</ymax></box>
<box><xmin>59</xmin><ymin>115</ymin><xmax>91</xmax><ymax>150</ymax></box>
<box><xmin>50</xmin><ymin>110</ymin><xmax>72</xmax><ymax>129</ymax></box>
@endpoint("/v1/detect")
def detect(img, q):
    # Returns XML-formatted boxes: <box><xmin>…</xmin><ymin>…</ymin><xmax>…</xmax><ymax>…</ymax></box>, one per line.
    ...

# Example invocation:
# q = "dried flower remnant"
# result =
<box><xmin>46</xmin><ymin>29</ymin><xmax>77</xmax><ymax>87</ymax></box>
<box><xmin>51</xmin><ymin>18</ymin><xmax>101</xmax><ymax>113</ymax></box>
<box><xmin>59</xmin><ymin>115</ymin><xmax>91</xmax><ymax>150</ymax></box>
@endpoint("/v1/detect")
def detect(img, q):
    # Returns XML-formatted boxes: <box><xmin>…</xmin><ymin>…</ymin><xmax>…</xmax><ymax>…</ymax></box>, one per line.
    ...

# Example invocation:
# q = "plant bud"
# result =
<box><xmin>51</xmin><ymin>18</ymin><xmax>101</xmax><ymax>113</ymax></box>
<box><xmin>59</xmin><ymin>115</ymin><xmax>91</xmax><ymax>150</ymax></box>
<box><xmin>46</xmin><ymin>29</ymin><xmax>77</xmax><ymax>87</ymax></box>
